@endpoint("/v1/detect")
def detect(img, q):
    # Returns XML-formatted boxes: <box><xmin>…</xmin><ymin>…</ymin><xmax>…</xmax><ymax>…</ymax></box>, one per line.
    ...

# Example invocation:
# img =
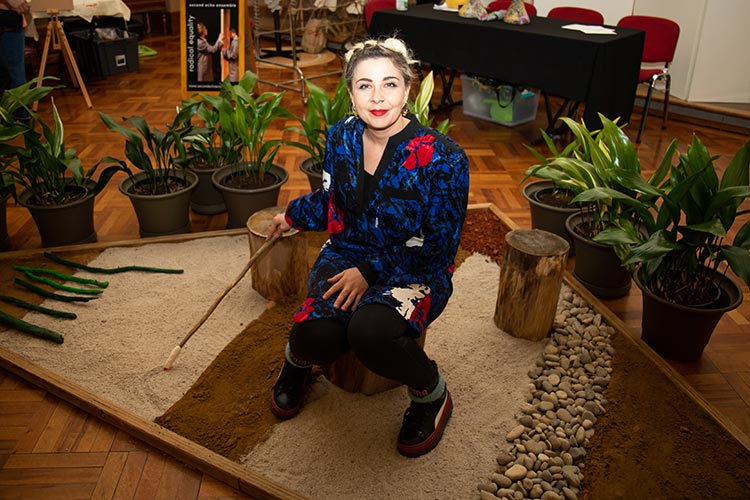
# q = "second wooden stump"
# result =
<box><xmin>494</xmin><ymin>229</ymin><xmax>569</xmax><ymax>341</ymax></box>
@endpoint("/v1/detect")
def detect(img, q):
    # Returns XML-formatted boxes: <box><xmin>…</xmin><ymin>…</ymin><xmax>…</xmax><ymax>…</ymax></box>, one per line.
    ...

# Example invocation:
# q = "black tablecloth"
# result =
<box><xmin>369</xmin><ymin>6</ymin><xmax>645</xmax><ymax>128</ymax></box>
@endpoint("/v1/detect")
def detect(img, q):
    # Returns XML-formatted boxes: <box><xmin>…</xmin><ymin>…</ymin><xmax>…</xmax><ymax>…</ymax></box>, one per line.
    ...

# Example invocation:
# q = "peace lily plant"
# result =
<box><xmin>599</xmin><ymin>135</ymin><xmax>750</xmax><ymax>306</ymax></box>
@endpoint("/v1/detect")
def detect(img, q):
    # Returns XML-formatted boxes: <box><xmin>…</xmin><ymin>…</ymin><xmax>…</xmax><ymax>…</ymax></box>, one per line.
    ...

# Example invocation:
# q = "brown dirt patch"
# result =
<box><xmin>156</xmin><ymin>297</ymin><xmax>299</xmax><ymax>461</ymax></box>
<box><xmin>581</xmin><ymin>330</ymin><xmax>750</xmax><ymax>499</ymax></box>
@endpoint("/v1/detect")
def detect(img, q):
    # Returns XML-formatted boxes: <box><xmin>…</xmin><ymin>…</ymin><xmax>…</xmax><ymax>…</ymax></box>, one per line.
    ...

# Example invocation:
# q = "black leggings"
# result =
<box><xmin>288</xmin><ymin>304</ymin><xmax>438</xmax><ymax>391</ymax></box>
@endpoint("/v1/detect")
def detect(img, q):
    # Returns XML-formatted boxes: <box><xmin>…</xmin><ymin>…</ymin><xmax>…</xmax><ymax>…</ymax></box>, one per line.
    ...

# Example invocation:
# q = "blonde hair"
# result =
<box><xmin>343</xmin><ymin>37</ymin><xmax>418</xmax><ymax>91</ymax></box>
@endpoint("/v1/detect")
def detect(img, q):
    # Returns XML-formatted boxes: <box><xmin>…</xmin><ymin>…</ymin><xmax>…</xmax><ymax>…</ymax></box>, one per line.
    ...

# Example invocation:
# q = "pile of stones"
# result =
<box><xmin>477</xmin><ymin>285</ymin><xmax>615</xmax><ymax>500</ymax></box>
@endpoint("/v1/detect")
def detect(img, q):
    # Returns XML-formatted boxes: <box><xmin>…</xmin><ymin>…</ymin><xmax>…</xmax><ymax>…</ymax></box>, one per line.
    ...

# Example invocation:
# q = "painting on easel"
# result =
<box><xmin>181</xmin><ymin>0</ymin><xmax>245</xmax><ymax>96</ymax></box>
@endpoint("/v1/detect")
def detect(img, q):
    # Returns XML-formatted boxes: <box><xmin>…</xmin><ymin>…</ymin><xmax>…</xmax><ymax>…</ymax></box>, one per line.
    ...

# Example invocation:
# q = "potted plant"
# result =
<box><xmin>524</xmin><ymin>114</ymin><xmax>668</xmax><ymax>298</ymax></box>
<box><xmin>1</xmin><ymin>91</ymin><xmax>124</xmax><ymax>248</ymax></box>
<box><xmin>522</xmin><ymin>131</ymin><xmax>587</xmax><ymax>253</ymax></box>
<box><xmin>600</xmin><ymin>135</ymin><xmax>750</xmax><ymax>361</ymax></box>
<box><xmin>178</xmin><ymin>84</ymin><xmax>244</xmax><ymax>215</ymax></box>
<box><xmin>99</xmin><ymin>102</ymin><xmax>202</xmax><ymax>237</ymax></box>
<box><xmin>285</xmin><ymin>76</ymin><xmax>350</xmax><ymax>192</ymax></box>
<box><xmin>208</xmin><ymin>71</ymin><xmax>293</xmax><ymax>229</ymax></box>
<box><xmin>407</xmin><ymin>70</ymin><xmax>454</xmax><ymax>136</ymax></box>
<box><xmin>0</xmin><ymin>78</ymin><xmax>58</xmax><ymax>250</ymax></box>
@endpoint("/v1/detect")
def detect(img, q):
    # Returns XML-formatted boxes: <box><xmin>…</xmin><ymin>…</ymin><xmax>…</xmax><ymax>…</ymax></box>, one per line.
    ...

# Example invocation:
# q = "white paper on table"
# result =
<box><xmin>433</xmin><ymin>3</ymin><xmax>460</xmax><ymax>12</ymax></box>
<box><xmin>561</xmin><ymin>24</ymin><xmax>617</xmax><ymax>35</ymax></box>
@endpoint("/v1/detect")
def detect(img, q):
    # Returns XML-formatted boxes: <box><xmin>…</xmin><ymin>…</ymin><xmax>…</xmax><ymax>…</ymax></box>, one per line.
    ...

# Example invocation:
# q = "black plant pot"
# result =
<box><xmin>212</xmin><ymin>164</ymin><xmax>289</xmax><ymax>229</ymax></box>
<box><xmin>0</xmin><ymin>190</ymin><xmax>10</xmax><ymax>251</ymax></box>
<box><xmin>565</xmin><ymin>212</ymin><xmax>631</xmax><ymax>298</ymax></box>
<box><xmin>635</xmin><ymin>267</ymin><xmax>743</xmax><ymax>361</ymax></box>
<box><xmin>188</xmin><ymin>164</ymin><xmax>227</xmax><ymax>215</ymax></box>
<box><xmin>119</xmin><ymin>170</ymin><xmax>198</xmax><ymax>237</ymax></box>
<box><xmin>300</xmin><ymin>157</ymin><xmax>323</xmax><ymax>192</ymax></box>
<box><xmin>17</xmin><ymin>182</ymin><xmax>97</xmax><ymax>248</ymax></box>
<box><xmin>522</xmin><ymin>180</ymin><xmax>580</xmax><ymax>254</ymax></box>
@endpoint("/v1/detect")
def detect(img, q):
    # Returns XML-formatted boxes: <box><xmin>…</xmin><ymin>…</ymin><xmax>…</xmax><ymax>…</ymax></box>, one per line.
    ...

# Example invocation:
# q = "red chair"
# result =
<box><xmin>486</xmin><ymin>1</ymin><xmax>538</xmax><ymax>16</ymax></box>
<box><xmin>547</xmin><ymin>6</ymin><xmax>604</xmax><ymax>24</ymax></box>
<box><xmin>365</xmin><ymin>0</ymin><xmax>395</xmax><ymax>29</ymax></box>
<box><xmin>617</xmin><ymin>15</ymin><xmax>680</xmax><ymax>143</ymax></box>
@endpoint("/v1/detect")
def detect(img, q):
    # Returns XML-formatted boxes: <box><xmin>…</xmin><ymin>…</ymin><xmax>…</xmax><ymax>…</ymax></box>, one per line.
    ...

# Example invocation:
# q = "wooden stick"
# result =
<box><xmin>163</xmin><ymin>235</ymin><xmax>279</xmax><ymax>370</ymax></box>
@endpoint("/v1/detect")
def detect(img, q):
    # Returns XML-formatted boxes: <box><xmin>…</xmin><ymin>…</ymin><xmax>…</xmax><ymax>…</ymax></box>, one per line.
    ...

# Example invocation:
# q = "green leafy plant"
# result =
<box><xmin>600</xmin><ymin>136</ymin><xmax>750</xmax><ymax>305</ymax></box>
<box><xmin>99</xmin><ymin>101</ymin><xmax>203</xmax><ymax>195</ymax></box>
<box><xmin>285</xmin><ymin>76</ymin><xmax>350</xmax><ymax>170</ymax></box>
<box><xmin>199</xmin><ymin>71</ymin><xmax>293</xmax><ymax>188</ymax></box>
<box><xmin>0</xmin><ymin>77</ymin><xmax>58</xmax><ymax>195</ymax></box>
<box><xmin>408</xmin><ymin>71</ymin><xmax>453</xmax><ymax>135</ymax></box>
<box><xmin>178</xmin><ymin>97</ymin><xmax>232</xmax><ymax>171</ymax></box>
<box><xmin>2</xmin><ymin>97</ymin><xmax>124</xmax><ymax>206</ymax></box>
<box><xmin>179</xmin><ymin>77</ymin><xmax>253</xmax><ymax>172</ymax></box>
<box><xmin>0</xmin><ymin>77</ymin><xmax>59</xmax><ymax>134</ymax></box>
<box><xmin>524</xmin><ymin>114</ymin><xmax>669</xmax><ymax>242</ymax></box>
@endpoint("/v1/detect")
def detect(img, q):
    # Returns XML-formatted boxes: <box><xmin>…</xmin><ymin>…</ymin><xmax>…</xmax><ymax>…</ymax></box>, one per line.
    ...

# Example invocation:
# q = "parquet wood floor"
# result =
<box><xmin>1</xmin><ymin>35</ymin><xmax>749</xmax><ymax>498</ymax></box>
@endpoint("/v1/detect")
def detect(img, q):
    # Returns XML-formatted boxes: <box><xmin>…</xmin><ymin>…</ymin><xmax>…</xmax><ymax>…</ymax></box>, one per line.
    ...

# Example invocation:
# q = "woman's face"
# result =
<box><xmin>349</xmin><ymin>57</ymin><xmax>410</xmax><ymax>135</ymax></box>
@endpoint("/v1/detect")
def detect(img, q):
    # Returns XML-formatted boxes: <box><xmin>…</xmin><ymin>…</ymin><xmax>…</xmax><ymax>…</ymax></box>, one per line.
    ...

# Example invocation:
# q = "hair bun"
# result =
<box><xmin>344</xmin><ymin>38</ymin><xmax>418</xmax><ymax>65</ymax></box>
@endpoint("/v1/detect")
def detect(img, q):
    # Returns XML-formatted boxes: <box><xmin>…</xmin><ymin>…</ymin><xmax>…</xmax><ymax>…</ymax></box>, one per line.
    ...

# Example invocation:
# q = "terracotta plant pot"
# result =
<box><xmin>522</xmin><ymin>179</ymin><xmax>580</xmax><ymax>254</ymax></box>
<box><xmin>17</xmin><ymin>182</ymin><xmax>97</xmax><ymax>248</ymax></box>
<box><xmin>212</xmin><ymin>164</ymin><xmax>289</xmax><ymax>229</ymax></box>
<box><xmin>119</xmin><ymin>170</ymin><xmax>198</xmax><ymax>237</ymax></box>
<box><xmin>635</xmin><ymin>266</ymin><xmax>743</xmax><ymax>361</ymax></box>
<box><xmin>565</xmin><ymin>211</ymin><xmax>631</xmax><ymax>298</ymax></box>
<box><xmin>300</xmin><ymin>157</ymin><xmax>323</xmax><ymax>192</ymax></box>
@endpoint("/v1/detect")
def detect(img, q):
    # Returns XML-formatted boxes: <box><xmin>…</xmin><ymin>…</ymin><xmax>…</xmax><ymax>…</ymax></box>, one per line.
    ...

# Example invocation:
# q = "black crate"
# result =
<box><xmin>68</xmin><ymin>30</ymin><xmax>139</xmax><ymax>79</ymax></box>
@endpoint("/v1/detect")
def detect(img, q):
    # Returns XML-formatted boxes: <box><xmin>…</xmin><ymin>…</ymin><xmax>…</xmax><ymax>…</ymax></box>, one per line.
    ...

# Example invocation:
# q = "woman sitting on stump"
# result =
<box><xmin>266</xmin><ymin>37</ymin><xmax>470</xmax><ymax>457</ymax></box>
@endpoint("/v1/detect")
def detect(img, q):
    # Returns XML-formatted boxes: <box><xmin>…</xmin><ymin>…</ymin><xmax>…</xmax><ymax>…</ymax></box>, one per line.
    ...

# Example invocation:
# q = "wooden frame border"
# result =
<box><xmin>0</xmin><ymin>203</ymin><xmax>746</xmax><ymax>500</ymax></box>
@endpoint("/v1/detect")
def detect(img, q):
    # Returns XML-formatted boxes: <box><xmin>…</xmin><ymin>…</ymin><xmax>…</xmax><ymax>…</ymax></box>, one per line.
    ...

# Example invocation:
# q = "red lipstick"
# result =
<box><xmin>370</xmin><ymin>109</ymin><xmax>388</xmax><ymax>117</ymax></box>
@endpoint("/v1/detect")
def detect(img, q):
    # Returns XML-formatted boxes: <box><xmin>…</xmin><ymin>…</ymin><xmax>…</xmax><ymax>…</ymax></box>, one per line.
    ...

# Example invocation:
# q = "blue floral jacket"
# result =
<box><xmin>285</xmin><ymin>115</ymin><xmax>469</xmax><ymax>335</ymax></box>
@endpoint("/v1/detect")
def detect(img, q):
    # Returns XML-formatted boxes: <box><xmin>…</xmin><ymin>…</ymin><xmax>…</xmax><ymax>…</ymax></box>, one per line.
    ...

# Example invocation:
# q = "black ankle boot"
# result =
<box><xmin>270</xmin><ymin>361</ymin><xmax>311</xmax><ymax>420</ymax></box>
<box><xmin>397</xmin><ymin>386</ymin><xmax>453</xmax><ymax>457</ymax></box>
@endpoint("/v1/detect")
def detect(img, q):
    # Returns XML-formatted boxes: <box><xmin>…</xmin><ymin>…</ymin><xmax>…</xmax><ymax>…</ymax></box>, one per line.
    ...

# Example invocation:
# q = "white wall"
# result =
<box><xmin>634</xmin><ymin>0</ymin><xmax>750</xmax><ymax>103</ymax></box>
<box><xmin>533</xmin><ymin>0</ymin><xmax>750</xmax><ymax>103</ymax></box>
<box><xmin>688</xmin><ymin>1</ymin><xmax>750</xmax><ymax>102</ymax></box>
<box><xmin>631</xmin><ymin>0</ymin><xmax>704</xmax><ymax>101</ymax></box>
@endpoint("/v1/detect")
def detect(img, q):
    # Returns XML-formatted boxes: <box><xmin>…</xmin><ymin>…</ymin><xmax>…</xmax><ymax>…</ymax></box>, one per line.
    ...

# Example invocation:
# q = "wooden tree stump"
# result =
<box><xmin>494</xmin><ymin>229</ymin><xmax>569</xmax><ymax>341</ymax></box>
<box><xmin>246</xmin><ymin>206</ymin><xmax>309</xmax><ymax>301</ymax></box>
<box><xmin>322</xmin><ymin>331</ymin><xmax>427</xmax><ymax>395</ymax></box>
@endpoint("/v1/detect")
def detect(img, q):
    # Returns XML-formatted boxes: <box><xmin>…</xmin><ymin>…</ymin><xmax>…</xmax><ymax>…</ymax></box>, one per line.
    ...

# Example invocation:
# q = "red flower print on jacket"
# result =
<box><xmin>409</xmin><ymin>295</ymin><xmax>431</xmax><ymax>330</ymax></box>
<box><xmin>327</xmin><ymin>195</ymin><xmax>345</xmax><ymax>235</ymax></box>
<box><xmin>402</xmin><ymin>135</ymin><xmax>436</xmax><ymax>171</ymax></box>
<box><xmin>294</xmin><ymin>297</ymin><xmax>315</xmax><ymax>322</ymax></box>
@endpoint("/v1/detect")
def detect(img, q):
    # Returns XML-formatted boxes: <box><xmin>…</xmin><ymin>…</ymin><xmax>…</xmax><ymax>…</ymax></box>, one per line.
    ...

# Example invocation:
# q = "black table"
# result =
<box><xmin>369</xmin><ymin>5</ymin><xmax>645</xmax><ymax>129</ymax></box>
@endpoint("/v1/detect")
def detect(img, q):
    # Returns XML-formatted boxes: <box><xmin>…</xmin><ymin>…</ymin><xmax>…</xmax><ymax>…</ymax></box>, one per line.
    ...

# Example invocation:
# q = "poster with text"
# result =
<box><xmin>181</xmin><ymin>0</ymin><xmax>244</xmax><ymax>96</ymax></box>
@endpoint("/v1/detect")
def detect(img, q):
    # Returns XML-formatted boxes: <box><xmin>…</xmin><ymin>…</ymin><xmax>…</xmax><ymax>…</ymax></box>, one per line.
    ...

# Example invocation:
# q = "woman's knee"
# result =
<box><xmin>289</xmin><ymin>318</ymin><xmax>347</xmax><ymax>365</ymax></box>
<box><xmin>348</xmin><ymin>304</ymin><xmax>407</xmax><ymax>357</ymax></box>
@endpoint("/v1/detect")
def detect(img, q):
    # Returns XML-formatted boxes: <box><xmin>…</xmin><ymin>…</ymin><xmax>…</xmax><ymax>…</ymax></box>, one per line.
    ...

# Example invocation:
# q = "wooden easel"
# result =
<box><xmin>33</xmin><ymin>10</ymin><xmax>92</xmax><ymax>111</ymax></box>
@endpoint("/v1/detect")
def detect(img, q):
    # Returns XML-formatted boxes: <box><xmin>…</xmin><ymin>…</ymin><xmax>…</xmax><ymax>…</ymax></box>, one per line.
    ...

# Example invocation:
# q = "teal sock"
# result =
<box><xmin>408</xmin><ymin>372</ymin><xmax>446</xmax><ymax>404</ymax></box>
<box><xmin>285</xmin><ymin>343</ymin><xmax>311</xmax><ymax>369</ymax></box>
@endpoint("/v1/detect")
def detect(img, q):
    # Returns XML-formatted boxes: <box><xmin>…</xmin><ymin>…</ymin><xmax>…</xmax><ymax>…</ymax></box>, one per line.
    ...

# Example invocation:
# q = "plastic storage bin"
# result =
<box><xmin>69</xmin><ymin>29</ymin><xmax>139</xmax><ymax>79</ymax></box>
<box><xmin>460</xmin><ymin>74</ymin><xmax>539</xmax><ymax>127</ymax></box>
